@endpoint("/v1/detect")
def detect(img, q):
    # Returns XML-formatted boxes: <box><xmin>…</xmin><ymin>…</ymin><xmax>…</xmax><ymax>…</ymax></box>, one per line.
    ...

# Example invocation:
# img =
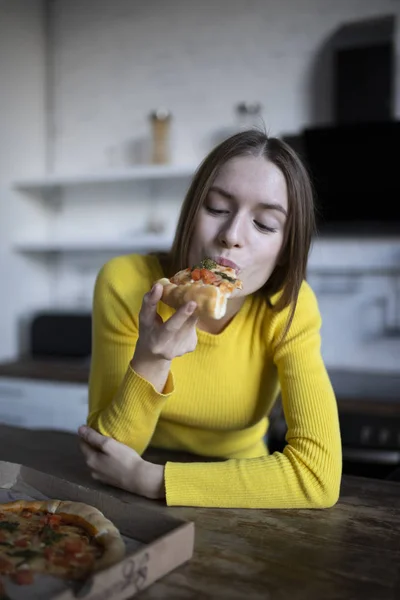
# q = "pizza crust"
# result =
<box><xmin>55</xmin><ymin>501</ymin><xmax>125</xmax><ymax>571</ymax></box>
<box><xmin>157</xmin><ymin>277</ymin><xmax>229</xmax><ymax>320</ymax></box>
<box><xmin>1</xmin><ymin>499</ymin><xmax>125</xmax><ymax>572</ymax></box>
<box><xmin>1</xmin><ymin>500</ymin><xmax>61</xmax><ymax>514</ymax></box>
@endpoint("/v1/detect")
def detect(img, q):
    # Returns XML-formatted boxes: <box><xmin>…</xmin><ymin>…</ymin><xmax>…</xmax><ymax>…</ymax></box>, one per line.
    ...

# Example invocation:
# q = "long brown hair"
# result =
<box><xmin>161</xmin><ymin>129</ymin><xmax>316</xmax><ymax>337</ymax></box>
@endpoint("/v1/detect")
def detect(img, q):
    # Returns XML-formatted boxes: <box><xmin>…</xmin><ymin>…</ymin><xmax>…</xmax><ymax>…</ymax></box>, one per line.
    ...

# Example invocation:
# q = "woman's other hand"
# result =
<box><xmin>78</xmin><ymin>425</ymin><xmax>165</xmax><ymax>500</ymax></box>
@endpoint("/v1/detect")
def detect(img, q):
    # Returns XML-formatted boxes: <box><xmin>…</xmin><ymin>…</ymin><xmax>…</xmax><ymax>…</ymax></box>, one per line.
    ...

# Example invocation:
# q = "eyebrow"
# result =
<box><xmin>209</xmin><ymin>185</ymin><xmax>287</xmax><ymax>217</ymax></box>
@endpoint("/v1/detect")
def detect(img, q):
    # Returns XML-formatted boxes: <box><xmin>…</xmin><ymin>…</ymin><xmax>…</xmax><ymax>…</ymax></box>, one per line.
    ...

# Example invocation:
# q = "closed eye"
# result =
<box><xmin>254</xmin><ymin>221</ymin><xmax>277</xmax><ymax>233</ymax></box>
<box><xmin>205</xmin><ymin>206</ymin><xmax>229</xmax><ymax>215</ymax></box>
<box><xmin>206</xmin><ymin>205</ymin><xmax>277</xmax><ymax>232</ymax></box>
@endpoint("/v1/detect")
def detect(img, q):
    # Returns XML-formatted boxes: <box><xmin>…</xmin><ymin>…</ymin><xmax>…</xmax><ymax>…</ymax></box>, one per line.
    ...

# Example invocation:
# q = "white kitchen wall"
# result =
<box><xmin>0</xmin><ymin>0</ymin><xmax>52</xmax><ymax>360</ymax></box>
<box><xmin>2</xmin><ymin>0</ymin><xmax>400</xmax><ymax>373</ymax></box>
<box><xmin>50</xmin><ymin>0</ymin><xmax>400</xmax><ymax>170</ymax></box>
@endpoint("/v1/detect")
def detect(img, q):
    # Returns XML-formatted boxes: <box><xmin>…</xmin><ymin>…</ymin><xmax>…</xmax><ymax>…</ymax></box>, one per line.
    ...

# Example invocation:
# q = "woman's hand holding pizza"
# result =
<box><xmin>131</xmin><ymin>283</ymin><xmax>198</xmax><ymax>392</ymax></box>
<box><xmin>136</xmin><ymin>282</ymin><xmax>199</xmax><ymax>360</ymax></box>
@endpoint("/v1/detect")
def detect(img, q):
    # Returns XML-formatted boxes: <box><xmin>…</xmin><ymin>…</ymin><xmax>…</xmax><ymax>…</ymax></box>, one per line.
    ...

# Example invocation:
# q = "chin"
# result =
<box><xmin>240</xmin><ymin>279</ymin><xmax>266</xmax><ymax>296</ymax></box>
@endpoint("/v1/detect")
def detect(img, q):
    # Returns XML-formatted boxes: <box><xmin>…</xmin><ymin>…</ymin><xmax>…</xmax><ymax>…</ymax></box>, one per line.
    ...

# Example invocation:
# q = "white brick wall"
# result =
<box><xmin>51</xmin><ymin>0</ymin><xmax>400</xmax><ymax>171</ymax></box>
<box><xmin>1</xmin><ymin>0</ymin><xmax>400</xmax><ymax>373</ymax></box>
<box><xmin>0</xmin><ymin>0</ymin><xmax>51</xmax><ymax>360</ymax></box>
<box><xmin>48</xmin><ymin>0</ymin><xmax>400</xmax><ymax>373</ymax></box>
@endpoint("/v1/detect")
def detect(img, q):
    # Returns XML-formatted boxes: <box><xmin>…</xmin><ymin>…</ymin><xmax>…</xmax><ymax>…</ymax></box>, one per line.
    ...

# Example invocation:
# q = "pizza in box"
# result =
<box><xmin>0</xmin><ymin>499</ymin><xmax>125</xmax><ymax>592</ymax></box>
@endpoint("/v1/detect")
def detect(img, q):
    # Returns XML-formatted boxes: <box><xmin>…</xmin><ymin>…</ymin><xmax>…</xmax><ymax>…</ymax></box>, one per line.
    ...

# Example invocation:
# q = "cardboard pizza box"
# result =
<box><xmin>0</xmin><ymin>460</ymin><xmax>195</xmax><ymax>600</ymax></box>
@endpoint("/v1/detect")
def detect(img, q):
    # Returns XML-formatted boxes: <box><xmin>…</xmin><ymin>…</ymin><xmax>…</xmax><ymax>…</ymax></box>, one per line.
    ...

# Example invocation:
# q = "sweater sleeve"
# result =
<box><xmin>164</xmin><ymin>282</ymin><xmax>342</xmax><ymax>508</ymax></box>
<box><xmin>87</xmin><ymin>258</ymin><xmax>174</xmax><ymax>455</ymax></box>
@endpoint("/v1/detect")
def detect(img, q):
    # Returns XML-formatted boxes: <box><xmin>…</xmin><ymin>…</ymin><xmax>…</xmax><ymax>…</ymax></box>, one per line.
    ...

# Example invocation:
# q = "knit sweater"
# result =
<box><xmin>88</xmin><ymin>254</ymin><xmax>342</xmax><ymax>508</ymax></box>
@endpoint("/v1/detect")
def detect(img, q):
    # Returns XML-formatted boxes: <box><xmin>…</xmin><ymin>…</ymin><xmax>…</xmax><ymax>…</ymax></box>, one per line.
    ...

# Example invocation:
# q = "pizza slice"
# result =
<box><xmin>156</xmin><ymin>258</ymin><xmax>243</xmax><ymax>320</ymax></box>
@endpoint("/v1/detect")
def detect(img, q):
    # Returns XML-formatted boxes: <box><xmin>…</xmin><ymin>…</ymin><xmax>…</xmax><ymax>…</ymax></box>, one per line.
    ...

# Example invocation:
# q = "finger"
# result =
<box><xmin>78</xmin><ymin>425</ymin><xmax>111</xmax><ymax>453</ymax></box>
<box><xmin>185</xmin><ymin>314</ymin><xmax>199</xmax><ymax>329</ymax></box>
<box><xmin>139</xmin><ymin>283</ymin><xmax>163</xmax><ymax>326</ymax></box>
<box><xmin>79</xmin><ymin>440</ymin><xmax>99</xmax><ymax>469</ymax></box>
<box><xmin>162</xmin><ymin>301</ymin><xmax>197</xmax><ymax>333</ymax></box>
<box><xmin>91</xmin><ymin>472</ymin><xmax>105</xmax><ymax>482</ymax></box>
<box><xmin>79</xmin><ymin>439</ymin><xmax>91</xmax><ymax>460</ymax></box>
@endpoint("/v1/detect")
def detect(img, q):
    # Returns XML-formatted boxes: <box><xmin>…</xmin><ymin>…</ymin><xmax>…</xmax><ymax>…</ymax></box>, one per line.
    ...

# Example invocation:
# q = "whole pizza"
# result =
<box><xmin>0</xmin><ymin>499</ymin><xmax>125</xmax><ymax>588</ymax></box>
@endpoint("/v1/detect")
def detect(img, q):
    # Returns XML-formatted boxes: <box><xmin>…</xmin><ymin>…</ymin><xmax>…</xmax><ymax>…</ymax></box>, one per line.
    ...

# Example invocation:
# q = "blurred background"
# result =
<box><xmin>0</xmin><ymin>0</ymin><xmax>399</xmax><ymax>479</ymax></box>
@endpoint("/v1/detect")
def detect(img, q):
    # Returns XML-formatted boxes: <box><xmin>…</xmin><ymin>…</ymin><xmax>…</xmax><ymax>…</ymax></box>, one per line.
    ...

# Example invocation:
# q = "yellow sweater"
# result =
<box><xmin>88</xmin><ymin>254</ymin><xmax>342</xmax><ymax>509</ymax></box>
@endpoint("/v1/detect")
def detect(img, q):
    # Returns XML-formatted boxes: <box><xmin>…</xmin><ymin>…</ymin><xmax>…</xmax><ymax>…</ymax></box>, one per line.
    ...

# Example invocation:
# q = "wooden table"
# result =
<box><xmin>0</xmin><ymin>424</ymin><xmax>399</xmax><ymax>600</ymax></box>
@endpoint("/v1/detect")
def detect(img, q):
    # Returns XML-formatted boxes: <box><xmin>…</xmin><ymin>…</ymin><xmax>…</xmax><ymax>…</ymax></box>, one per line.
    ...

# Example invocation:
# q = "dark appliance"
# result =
<box><xmin>333</xmin><ymin>15</ymin><xmax>395</xmax><ymax>123</ymax></box>
<box><xmin>30</xmin><ymin>312</ymin><xmax>92</xmax><ymax>359</ymax></box>
<box><xmin>302</xmin><ymin>121</ymin><xmax>400</xmax><ymax>234</ymax></box>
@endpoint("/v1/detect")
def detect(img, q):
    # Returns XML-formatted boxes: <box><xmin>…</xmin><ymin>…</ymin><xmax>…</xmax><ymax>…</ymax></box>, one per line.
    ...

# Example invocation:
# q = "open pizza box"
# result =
<box><xmin>0</xmin><ymin>460</ymin><xmax>195</xmax><ymax>600</ymax></box>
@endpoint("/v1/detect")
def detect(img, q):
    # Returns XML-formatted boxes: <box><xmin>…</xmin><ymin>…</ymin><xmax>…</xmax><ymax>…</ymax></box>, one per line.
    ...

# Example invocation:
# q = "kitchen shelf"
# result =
<box><xmin>14</xmin><ymin>234</ymin><xmax>174</xmax><ymax>254</ymax></box>
<box><xmin>13</xmin><ymin>164</ymin><xmax>197</xmax><ymax>191</ymax></box>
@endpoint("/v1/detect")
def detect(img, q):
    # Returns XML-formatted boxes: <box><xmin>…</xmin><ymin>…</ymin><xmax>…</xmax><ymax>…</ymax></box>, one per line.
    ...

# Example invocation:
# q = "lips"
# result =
<box><xmin>213</xmin><ymin>256</ymin><xmax>241</xmax><ymax>274</ymax></box>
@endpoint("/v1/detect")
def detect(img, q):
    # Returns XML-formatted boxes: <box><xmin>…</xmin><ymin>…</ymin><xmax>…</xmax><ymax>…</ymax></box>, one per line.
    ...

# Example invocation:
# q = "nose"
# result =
<box><xmin>218</xmin><ymin>214</ymin><xmax>244</xmax><ymax>249</ymax></box>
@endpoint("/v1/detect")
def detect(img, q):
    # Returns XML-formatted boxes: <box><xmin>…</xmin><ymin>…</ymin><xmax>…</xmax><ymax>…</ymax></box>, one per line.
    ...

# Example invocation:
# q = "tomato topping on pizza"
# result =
<box><xmin>157</xmin><ymin>257</ymin><xmax>244</xmax><ymax>320</ymax></box>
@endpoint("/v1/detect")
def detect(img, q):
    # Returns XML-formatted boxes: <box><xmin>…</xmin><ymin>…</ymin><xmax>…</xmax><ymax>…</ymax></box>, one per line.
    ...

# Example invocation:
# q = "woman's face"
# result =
<box><xmin>188</xmin><ymin>154</ymin><xmax>288</xmax><ymax>296</ymax></box>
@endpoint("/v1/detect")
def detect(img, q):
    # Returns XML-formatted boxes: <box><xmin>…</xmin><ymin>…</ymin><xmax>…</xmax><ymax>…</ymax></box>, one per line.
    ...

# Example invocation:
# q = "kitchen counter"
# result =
<box><xmin>0</xmin><ymin>358</ymin><xmax>89</xmax><ymax>384</ymax></box>
<box><xmin>0</xmin><ymin>358</ymin><xmax>399</xmax><ymax>482</ymax></box>
<box><xmin>0</xmin><ymin>423</ymin><xmax>399</xmax><ymax>600</ymax></box>
<box><xmin>0</xmin><ymin>358</ymin><xmax>399</xmax><ymax>409</ymax></box>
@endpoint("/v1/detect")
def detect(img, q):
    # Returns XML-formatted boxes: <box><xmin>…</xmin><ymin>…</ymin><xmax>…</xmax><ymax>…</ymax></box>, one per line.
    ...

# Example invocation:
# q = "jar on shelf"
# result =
<box><xmin>149</xmin><ymin>109</ymin><xmax>172</xmax><ymax>164</ymax></box>
<box><xmin>235</xmin><ymin>102</ymin><xmax>263</xmax><ymax>131</ymax></box>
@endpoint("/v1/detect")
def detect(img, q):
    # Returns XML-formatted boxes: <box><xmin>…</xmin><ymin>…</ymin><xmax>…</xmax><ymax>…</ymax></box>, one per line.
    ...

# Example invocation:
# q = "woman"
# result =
<box><xmin>78</xmin><ymin>129</ymin><xmax>342</xmax><ymax>509</ymax></box>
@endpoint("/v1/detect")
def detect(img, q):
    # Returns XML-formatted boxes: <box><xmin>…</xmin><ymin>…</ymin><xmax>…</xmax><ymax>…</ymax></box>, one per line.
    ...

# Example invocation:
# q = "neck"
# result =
<box><xmin>197</xmin><ymin>296</ymin><xmax>246</xmax><ymax>334</ymax></box>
